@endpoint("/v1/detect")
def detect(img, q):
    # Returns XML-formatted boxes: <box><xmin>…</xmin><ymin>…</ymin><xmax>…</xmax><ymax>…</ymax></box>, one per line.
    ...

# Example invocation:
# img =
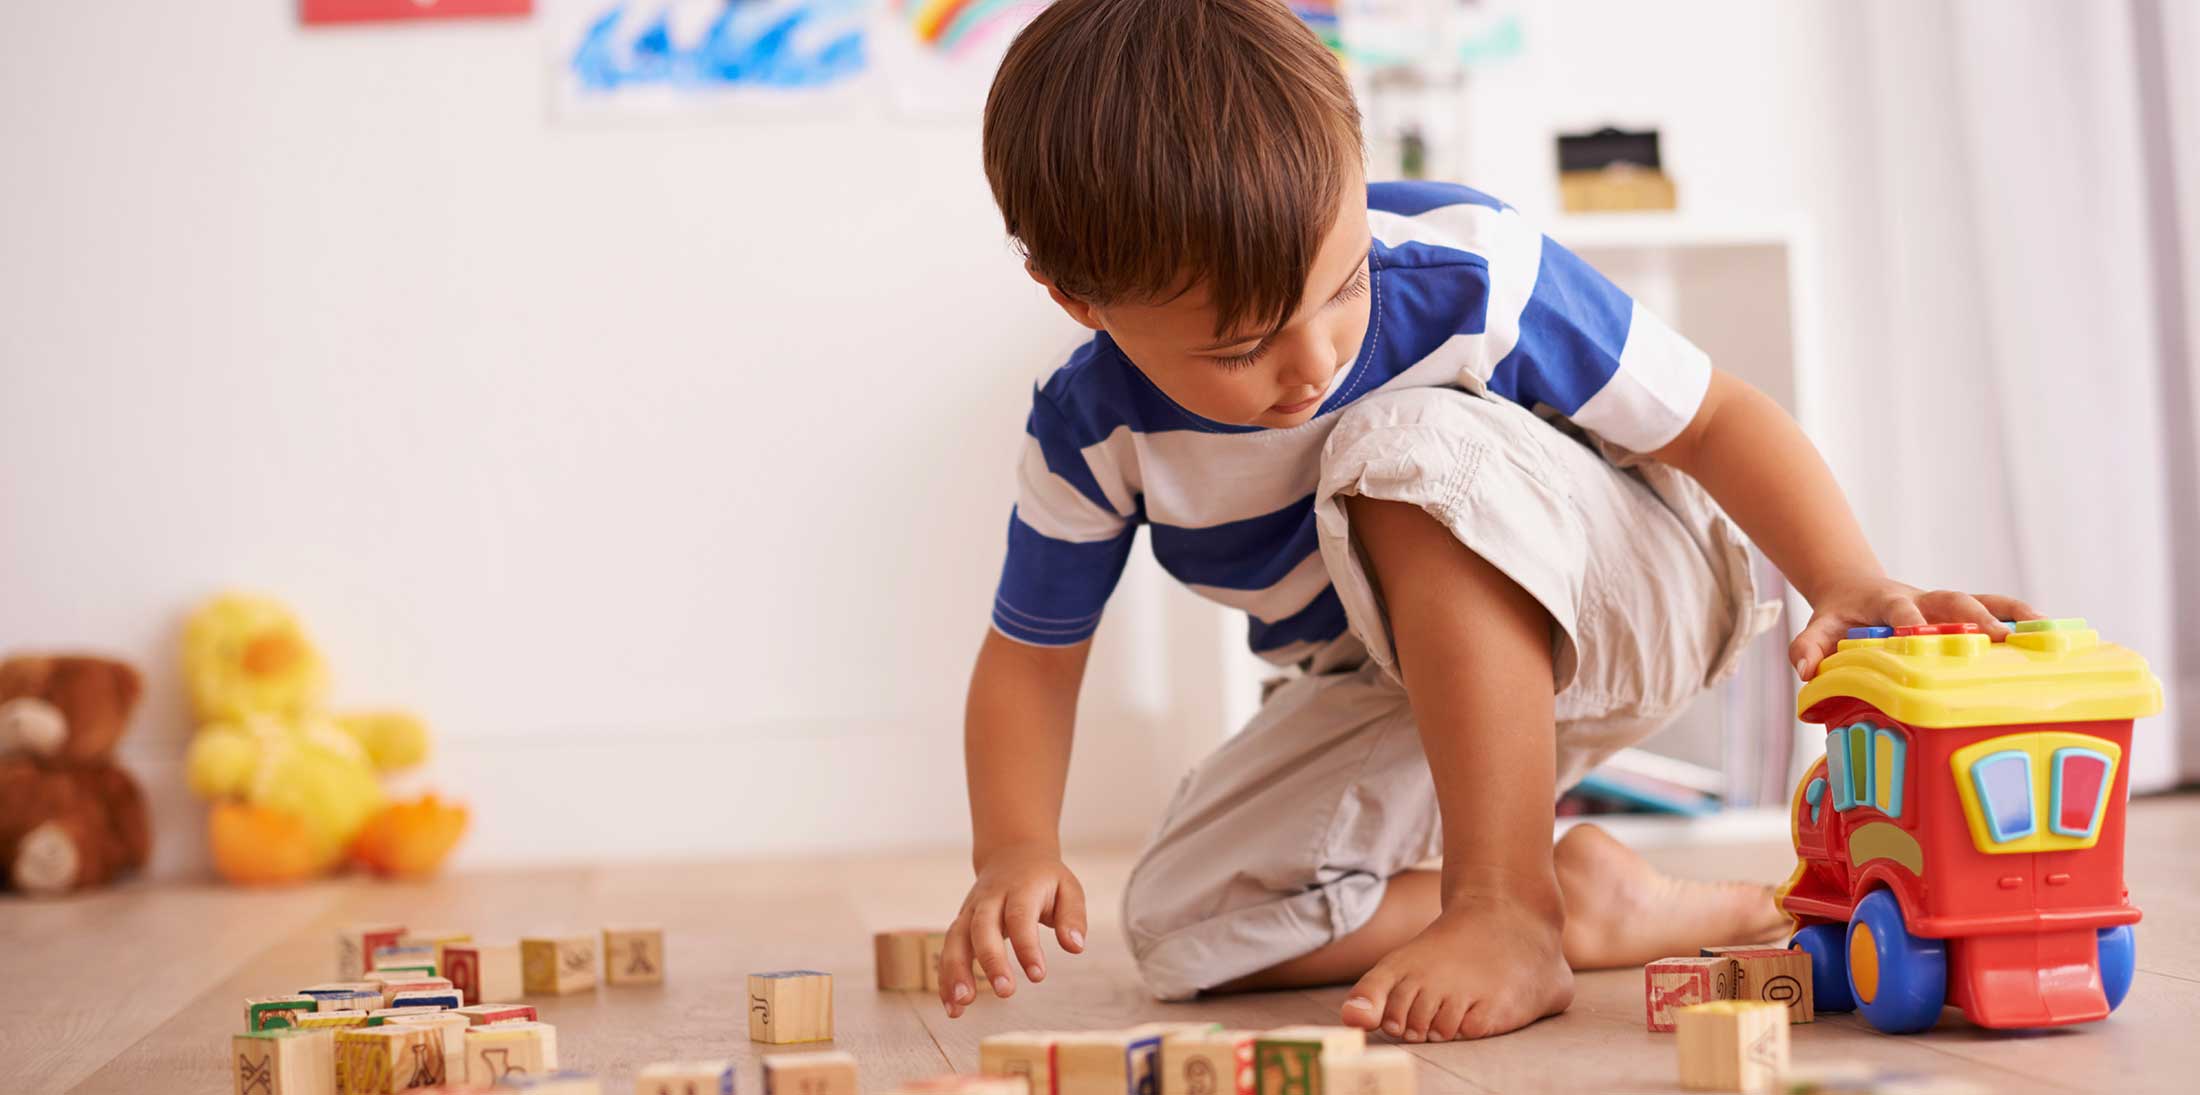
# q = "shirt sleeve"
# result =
<box><xmin>990</xmin><ymin>390</ymin><xmax>1140</xmax><ymax>647</ymax></box>
<box><xmin>1486</xmin><ymin>233</ymin><xmax>1713</xmax><ymax>454</ymax></box>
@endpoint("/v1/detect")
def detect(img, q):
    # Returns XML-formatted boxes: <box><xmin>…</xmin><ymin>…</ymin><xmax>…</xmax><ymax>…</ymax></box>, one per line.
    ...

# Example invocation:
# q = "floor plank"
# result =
<box><xmin>5</xmin><ymin>797</ymin><xmax>2195</xmax><ymax>1094</ymax></box>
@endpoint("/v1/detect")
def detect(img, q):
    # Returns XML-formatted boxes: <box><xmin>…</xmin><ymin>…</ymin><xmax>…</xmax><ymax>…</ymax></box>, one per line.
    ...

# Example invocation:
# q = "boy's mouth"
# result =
<box><xmin>1271</xmin><ymin>393</ymin><xmax>1322</xmax><ymax>414</ymax></box>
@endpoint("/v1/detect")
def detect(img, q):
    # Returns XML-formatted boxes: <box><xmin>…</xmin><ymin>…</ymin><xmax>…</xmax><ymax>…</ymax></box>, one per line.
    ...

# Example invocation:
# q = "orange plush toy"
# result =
<box><xmin>0</xmin><ymin>656</ymin><xmax>153</xmax><ymax>895</ymax></box>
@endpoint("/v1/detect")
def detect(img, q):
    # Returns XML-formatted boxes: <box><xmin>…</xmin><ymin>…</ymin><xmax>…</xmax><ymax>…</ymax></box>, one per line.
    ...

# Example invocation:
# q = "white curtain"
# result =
<box><xmin>1840</xmin><ymin>0</ymin><xmax>2195</xmax><ymax>788</ymax></box>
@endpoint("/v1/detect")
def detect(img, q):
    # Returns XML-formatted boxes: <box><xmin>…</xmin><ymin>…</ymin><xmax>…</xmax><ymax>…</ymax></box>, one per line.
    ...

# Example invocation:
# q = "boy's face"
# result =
<box><xmin>1036</xmin><ymin>180</ymin><xmax>1374</xmax><ymax>429</ymax></box>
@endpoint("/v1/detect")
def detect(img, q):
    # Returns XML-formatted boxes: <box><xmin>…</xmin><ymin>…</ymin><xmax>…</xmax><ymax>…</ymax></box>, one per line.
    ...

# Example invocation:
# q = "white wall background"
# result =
<box><xmin>1</xmin><ymin>2</ymin><xmax>2188</xmax><ymax>879</ymax></box>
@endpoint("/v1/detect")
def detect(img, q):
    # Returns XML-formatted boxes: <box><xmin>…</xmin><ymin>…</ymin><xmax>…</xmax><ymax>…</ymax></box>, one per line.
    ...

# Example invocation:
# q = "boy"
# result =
<box><xmin>938</xmin><ymin>0</ymin><xmax>2036</xmax><ymax>1043</ymax></box>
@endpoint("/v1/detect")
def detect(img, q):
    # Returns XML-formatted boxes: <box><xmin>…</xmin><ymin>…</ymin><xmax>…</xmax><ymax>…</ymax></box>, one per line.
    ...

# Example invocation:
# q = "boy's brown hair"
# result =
<box><xmin>982</xmin><ymin>0</ymin><xmax>1363</xmax><ymax>340</ymax></box>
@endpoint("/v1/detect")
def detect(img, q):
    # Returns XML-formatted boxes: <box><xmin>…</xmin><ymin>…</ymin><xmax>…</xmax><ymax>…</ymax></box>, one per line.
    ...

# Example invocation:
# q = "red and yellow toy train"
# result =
<box><xmin>1778</xmin><ymin>618</ymin><xmax>2162</xmax><ymax>1033</ymax></box>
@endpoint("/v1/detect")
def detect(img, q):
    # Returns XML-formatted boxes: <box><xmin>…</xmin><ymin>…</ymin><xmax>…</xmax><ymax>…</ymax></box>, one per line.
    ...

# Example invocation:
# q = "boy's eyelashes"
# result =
<box><xmin>1202</xmin><ymin>265</ymin><xmax>1371</xmax><ymax>371</ymax></box>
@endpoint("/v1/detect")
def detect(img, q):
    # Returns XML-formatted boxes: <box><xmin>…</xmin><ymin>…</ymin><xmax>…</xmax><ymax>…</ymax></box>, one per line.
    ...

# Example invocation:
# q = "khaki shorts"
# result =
<box><xmin>1121</xmin><ymin>387</ymin><xmax>1778</xmax><ymax>1001</ymax></box>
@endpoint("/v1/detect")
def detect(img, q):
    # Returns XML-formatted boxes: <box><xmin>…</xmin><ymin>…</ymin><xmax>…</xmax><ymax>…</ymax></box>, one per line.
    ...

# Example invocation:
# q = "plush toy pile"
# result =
<box><xmin>181</xmin><ymin>593</ymin><xmax>467</xmax><ymax>884</ymax></box>
<box><xmin>0</xmin><ymin>655</ymin><xmax>152</xmax><ymax>895</ymax></box>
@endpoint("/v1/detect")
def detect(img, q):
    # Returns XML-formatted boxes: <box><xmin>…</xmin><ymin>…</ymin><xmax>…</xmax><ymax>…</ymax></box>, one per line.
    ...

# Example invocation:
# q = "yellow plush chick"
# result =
<box><xmin>335</xmin><ymin>710</ymin><xmax>430</xmax><ymax>772</ymax></box>
<box><xmin>182</xmin><ymin>593</ymin><xmax>328</xmax><ymax>723</ymax></box>
<box><xmin>186</xmin><ymin>714</ymin><xmax>387</xmax><ymax>873</ymax></box>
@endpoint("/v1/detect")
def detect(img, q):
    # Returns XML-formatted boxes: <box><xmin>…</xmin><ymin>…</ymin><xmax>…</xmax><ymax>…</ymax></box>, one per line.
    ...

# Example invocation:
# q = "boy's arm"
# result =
<box><xmin>1652</xmin><ymin>370</ymin><xmax>2039</xmax><ymax>678</ymax></box>
<box><xmin>938</xmin><ymin>628</ymin><xmax>1092</xmax><ymax>1017</ymax></box>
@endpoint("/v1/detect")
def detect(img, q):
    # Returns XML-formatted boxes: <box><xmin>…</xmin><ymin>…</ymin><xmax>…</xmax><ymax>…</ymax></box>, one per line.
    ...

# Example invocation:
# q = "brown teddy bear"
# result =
<box><xmin>0</xmin><ymin>655</ymin><xmax>152</xmax><ymax>895</ymax></box>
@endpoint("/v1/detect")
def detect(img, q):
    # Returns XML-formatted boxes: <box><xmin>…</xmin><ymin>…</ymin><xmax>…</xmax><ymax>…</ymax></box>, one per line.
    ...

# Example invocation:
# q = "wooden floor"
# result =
<box><xmin>7</xmin><ymin>797</ymin><xmax>2200</xmax><ymax>1095</ymax></box>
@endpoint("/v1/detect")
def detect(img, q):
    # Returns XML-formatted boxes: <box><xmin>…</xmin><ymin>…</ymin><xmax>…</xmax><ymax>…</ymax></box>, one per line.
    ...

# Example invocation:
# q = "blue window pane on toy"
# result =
<box><xmin>1874</xmin><ymin>727</ymin><xmax>1906</xmax><ymax>818</ymax></box>
<box><xmin>2049</xmin><ymin>747</ymin><xmax>2114</xmax><ymax>838</ymax></box>
<box><xmin>1972</xmin><ymin>750</ymin><xmax>2035</xmax><ymax>843</ymax></box>
<box><xmin>1827</xmin><ymin>728</ymin><xmax>1854</xmax><ymax>810</ymax></box>
<box><xmin>1805</xmin><ymin>776</ymin><xmax>1826</xmax><ymax>824</ymax></box>
<box><xmin>1846</xmin><ymin>625</ymin><xmax>1895</xmax><ymax>639</ymax></box>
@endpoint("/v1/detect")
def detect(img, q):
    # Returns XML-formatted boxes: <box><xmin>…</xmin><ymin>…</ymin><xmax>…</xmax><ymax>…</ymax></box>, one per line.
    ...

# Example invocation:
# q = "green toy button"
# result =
<box><xmin>2014</xmin><ymin>617</ymin><xmax>2088</xmax><ymax>633</ymax></box>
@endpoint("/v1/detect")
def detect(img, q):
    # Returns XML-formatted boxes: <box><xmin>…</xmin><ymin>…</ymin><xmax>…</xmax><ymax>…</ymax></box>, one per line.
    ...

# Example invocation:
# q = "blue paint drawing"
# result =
<box><xmin>570</xmin><ymin>0</ymin><xmax>869</xmax><ymax>92</ymax></box>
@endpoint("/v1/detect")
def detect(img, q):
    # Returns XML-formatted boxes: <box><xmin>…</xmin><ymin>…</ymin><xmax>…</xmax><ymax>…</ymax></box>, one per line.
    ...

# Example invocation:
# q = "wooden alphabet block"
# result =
<box><xmin>1675</xmin><ymin>1001</ymin><xmax>1788</xmax><ymax>1092</ymax></box>
<box><xmin>387</xmin><ymin>1012</ymin><xmax>471</xmax><ymax>1084</ymax></box>
<box><xmin>1725</xmin><ymin>948</ymin><xmax>1814</xmax><ymax>1024</ymax></box>
<box><xmin>1320</xmin><ymin>1048</ymin><xmax>1414</xmax><ymax>1095</ymax></box>
<box><xmin>453</xmin><ymin>1003</ymin><xmax>538</xmax><ymax>1025</ymax></box>
<box><xmin>444</xmin><ymin>943</ymin><xmax>523</xmax><ymax>1005</ymax></box>
<box><xmin>464</xmin><ymin>1021</ymin><xmax>558</xmax><ymax>1084</ymax></box>
<box><xmin>980</xmin><ymin>1031</ymin><xmax>1063</xmax><ymax>1095</ymax></box>
<box><xmin>761</xmin><ymin>1050</ymin><xmax>861</xmax><ymax>1095</ymax></box>
<box><xmin>316</xmin><ymin>990</ymin><xmax>382</xmax><ymax>1014</ymax></box>
<box><xmin>390</xmin><ymin>988</ymin><xmax>462</xmax><ymax>1011</ymax></box>
<box><xmin>294</xmin><ymin>1010</ymin><xmax>373</xmax><ymax>1032</ymax></box>
<box><xmin>372</xmin><ymin>945</ymin><xmax>440</xmax><ymax>976</ymax></box>
<box><xmin>875</xmin><ymin>929</ymin><xmax>931</xmax><ymax>991</ymax></box>
<box><xmin>521</xmin><ymin>935</ymin><xmax>597</xmax><ymax>996</ymax></box>
<box><xmin>1055</xmin><ymin>1029</ymin><xmax>1165</xmax><ymax>1095</ymax></box>
<box><xmin>1161</xmin><ymin>1028</ymin><xmax>1256</xmax><ymax>1095</ymax></box>
<box><xmin>748</xmin><ymin>970</ymin><xmax>833</xmax><ymax>1044</ymax></box>
<box><xmin>338</xmin><ymin>924</ymin><xmax>408</xmax><ymax>981</ymax></box>
<box><xmin>366</xmin><ymin>1007</ymin><xmax>442</xmax><ymax>1024</ymax></box>
<box><xmin>247</xmin><ymin>995</ymin><xmax>319</xmax><ymax>1032</ymax></box>
<box><xmin>503</xmin><ymin>1072</ymin><xmax>602</xmax><ymax>1093</ymax></box>
<box><xmin>234</xmin><ymin>1028</ymin><xmax>335</xmax><ymax>1095</ymax></box>
<box><xmin>301</xmin><ymin>983</ymin><xmax>382</xmax><ymax>1002</ymax></box>
<box><xmin>636</xmin><ymin>1060</ymin><xmax>736</xmax><ymax>1095</ymax></box>
<box><xmin>1252</xmin><ymin>1027</ymin><xmax>1364</xmax><ymax>1095</ymax></box>
<box><xmin>400</xmin><ymin>930</ymin><xmax>474</xmax><ymax>977</ymax></box>
<box><xmin>336</xmin><ymin>1025</ymin><xmax>449</xmax><ymax>1094</ymax></box>
<box><xmin>602</xmin><ymin>925</ymin><xmax>665</xmax><ymax>986</ymax></box>
<box><xmin>369</xmin><ymin>976</ymin><xmax>454</xmax><ymax>1008</ymax></box>
<box><xmin>922</xmin><ymin>931</ymin><xmax>949</xmax><ymax>992</ymax></box>
<box><xmin>1646</xmin><ymin>956</ymin><xmax>1738</xmax><ymax>1032</ymax></box>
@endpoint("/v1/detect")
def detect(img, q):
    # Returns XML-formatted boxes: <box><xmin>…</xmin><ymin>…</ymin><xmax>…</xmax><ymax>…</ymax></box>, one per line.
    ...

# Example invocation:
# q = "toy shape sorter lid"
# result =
<box><xmin>1798</xmin><ymin>618</ymin><xmax>2162</xmax><ymax>729</ymax></box>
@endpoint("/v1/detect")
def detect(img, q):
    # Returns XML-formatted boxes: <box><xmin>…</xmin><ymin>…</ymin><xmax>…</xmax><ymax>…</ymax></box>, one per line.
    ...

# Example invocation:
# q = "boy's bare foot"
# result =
<box><xmin>1338</xmin><ymin>895</ymin><xmax>1574</xmax><ymax>1043</ymax></box>
<box><xmin>1552</xmin><ymin>823</ymin><xmax>1791</xmax><ymax>969</ymax></box>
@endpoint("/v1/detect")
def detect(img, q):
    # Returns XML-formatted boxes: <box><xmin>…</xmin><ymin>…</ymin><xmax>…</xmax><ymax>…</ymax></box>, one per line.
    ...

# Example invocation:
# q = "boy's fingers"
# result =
<box><xmin>937</xmin><ymin>915</ymin><xmax>977</xmax><ymax>1015</ymax></box>
<box><xmin>1052</xmin><ymin>873</ymin><xmax>1089</xmax><ymax>953</ymax></box>
<box><xmin>1974</xmin><ymin>593</ymin><xmax>2042</xmax><ymax>622</ymax></box>
<box><xmin>1003</xmin><ymin>889</ymin><xmax>1048</xmax><ymax>983</ymax></box>
<box><xmin>1921</xmin><ymin>590</ymin><xmax>2002</xmax><ymax>635</ymax></box>
<box><xmin>1881</xmin><ymin>595</ymin><xmax>1929</xmax><ymax>629</ymax></box>
<box><xmin>967</xmin><ymin>898</ymin><xmax>1017</xmax><ymax>998</ymax></box>
<box><xmin>1788</xmin><ymin>616</ymin><xmax>1848</xmax><ymax>680</ymax></box>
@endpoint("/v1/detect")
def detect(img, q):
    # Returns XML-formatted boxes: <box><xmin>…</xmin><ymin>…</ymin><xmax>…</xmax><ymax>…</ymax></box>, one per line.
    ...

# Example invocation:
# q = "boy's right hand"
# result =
<box><xmin>938</xmin><ymin>843</ymin><xmax>1088</xmax><ymax>1017</ymax></box>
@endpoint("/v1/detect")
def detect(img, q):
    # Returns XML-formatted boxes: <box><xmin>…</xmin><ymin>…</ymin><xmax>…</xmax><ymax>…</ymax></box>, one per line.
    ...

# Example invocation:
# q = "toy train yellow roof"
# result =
<box><xmin>1798</xmin><ymin>619</ymin><xmax>2162</xmax><ymax>729</ymax></box>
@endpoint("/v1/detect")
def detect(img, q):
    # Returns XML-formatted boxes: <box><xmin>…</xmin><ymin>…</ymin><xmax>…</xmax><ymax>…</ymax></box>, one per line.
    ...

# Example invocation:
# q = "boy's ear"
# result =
<box><xmin>1027</xmin><ymin>262</ymin><xmax>1106</xmax><ymax>331</ymax></box>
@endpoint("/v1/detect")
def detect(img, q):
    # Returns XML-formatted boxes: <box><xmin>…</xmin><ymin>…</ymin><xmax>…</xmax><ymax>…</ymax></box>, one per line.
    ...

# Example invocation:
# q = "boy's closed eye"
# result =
<box><xmin>1204</xmin><ymin>253</ymin><xmax>1373</xmax><ymax>370</ymax></box>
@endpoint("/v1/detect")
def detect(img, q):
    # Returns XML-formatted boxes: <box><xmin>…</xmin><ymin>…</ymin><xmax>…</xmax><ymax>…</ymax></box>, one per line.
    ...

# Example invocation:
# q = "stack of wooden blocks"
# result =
<box><xmin>953</xmin><ymin>1022</ymin><xmax>1415</xmax><ymax>1095</ymax></box>
<box><xmin>1643</xmin><ymin>944</ymin><xmax>1815</xmax><ymax>1093</ymax></box>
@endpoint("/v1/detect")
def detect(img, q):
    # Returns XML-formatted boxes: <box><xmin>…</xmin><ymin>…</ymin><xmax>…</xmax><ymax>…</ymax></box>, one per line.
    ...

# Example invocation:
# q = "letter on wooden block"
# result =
<box><xmin>602</xmin><ymin>925</ymin><xmax>665</xmax><ymax>986</ymax></box>
<box><xmin>464</xmin><ymin>1021</ymin><xmax>559</xmax><ymax>1083</ymax></box>
<box><xmin>444</xmin><ymin>943</ymin><xmax>523</xmax><ymax>1005</ymax></box>
<box><xmin>1054</xmin><ymin>1030</ymin><xmax>1165</xmax><ymax>1095</ymax></box>
<box><xmin>234</xmin><ymin>1028</ymin><xmax>335</xmax><ymax>1095</ymax></box>
<box><xmin>1675</xmin><ymin>1001</ymin><xmax>1789</xmax><ymax>1092</ymax></box>
<box><xmin>247</xmin><ymin>995</ymin><xmax>319</xmax><ymax>1032</ymax></box>
<box><xmin>1645</xmin><ymin>956</ymin><xmax>1738</xmax><ymax>1032</ymax></box>
<box><xmin>1252</xmin><ymin>1027</ymin><xmax>1363</xmax><ymax>1095</ymax></box>
<box><xmin>521</xmin><ymin>934</ymin><xmax>598</xmax><ymax>996</ymax></box>
<box><xmin>761</xmin><ymin>1049</ymin><xmax>861</xmax><ymax>1095</ymax></box>
<box><xmin>748</xmin><ymin>970</ymin><xmax>834</xmax><ymax>1044</ymax></box>
<box><xmin>387</xmin><ymin>1012</ymin><xmax>472</xmax><ymax>1084</ymax></box>
<box><xmin>981</xmin><ymin>1032</ymin><xmax>1064</xmax><ymax>1095</ymax></box>
<box><xmin>1161</xmin><ymin>1029</ymin><xmax>1255</xmax><ymax>1095</ymax></box>
<box><xmin>875</xmin><ymin>929</ymin><xmax>931</xmax><ymax>991</ymax></box>
<box><xmin>338</xmin><ymin>924</ymin><xmax>408</xmax><ymax>982</ymax></box>
<box><xmin>335</xmin><ymin>1025</ymin><xmax>448</xmax><ymax>1093</ymax></box>
<box><xmin>1725</xmin><ymin>948</ymin><xmax>1814</xmax><ymax>1024</ymax></box>
<box><xmin>1321</xmin><ymin>1048</ymin><xmax>1414</xmax><ymax>1095</ymax></box>
<box><xmin>637</xmin><ymin>1060</ymin><xmax>736</xmax><ymax>1095</ymax></box>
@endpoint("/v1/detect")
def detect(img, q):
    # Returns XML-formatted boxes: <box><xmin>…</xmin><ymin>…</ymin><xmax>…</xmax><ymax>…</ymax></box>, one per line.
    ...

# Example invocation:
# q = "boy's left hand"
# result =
<box><xmin>1790</xmin><ymin>576</ymin><xmax>2040</xmax><ymax>680</ymax></box>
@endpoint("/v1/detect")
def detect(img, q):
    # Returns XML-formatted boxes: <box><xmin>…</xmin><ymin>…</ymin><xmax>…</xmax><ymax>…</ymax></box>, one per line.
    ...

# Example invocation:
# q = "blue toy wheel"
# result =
<box><xmin>1846</xmin><ymin>889</ymin><xmax>1946</xmax><ymax>1033</ymax></box>
<box><xmin>1790</xmin><ymin>922</ymin><xmax>1856</xmax><ymax>1012</ymax></box>
<box><xmin>2098</xmin><ymin>924</ymin><xmax>2135</xmax><ymax>1012</ymax></box>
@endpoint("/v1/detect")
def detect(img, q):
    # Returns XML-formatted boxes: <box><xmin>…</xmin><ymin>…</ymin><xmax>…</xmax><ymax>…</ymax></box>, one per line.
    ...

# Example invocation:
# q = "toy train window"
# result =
<box><xmin>1950</xmin><ymin>732</ymin><xmax>2122</xmax><ymax>854</ymax></box>
<box><xmin>1825</xmin><ymin>721</ymin><xmax>1905</xmax><ymax>818</ymax></box>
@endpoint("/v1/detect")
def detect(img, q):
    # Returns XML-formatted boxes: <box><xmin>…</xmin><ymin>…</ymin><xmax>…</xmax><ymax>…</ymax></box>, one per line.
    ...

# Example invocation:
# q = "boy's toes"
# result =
<box><xmin>1402</xmin><ymin>984</ymin><xmax>1442</xmax><ymax>1042</ymax></box>
<box><xmin>1380</xmin><ymin>979</ymin><xmax>1422</xmax><ymax>1040</ymax></box>
<box><xmin>1341</xmin><ymin>966</ymin><xmax>1399</xmax><ymax>1032</ymax></box>
<box><xmin>1427</xmin><ymin>995</ymin><xmax>1468</xmax><ymax>1042</ymax></box>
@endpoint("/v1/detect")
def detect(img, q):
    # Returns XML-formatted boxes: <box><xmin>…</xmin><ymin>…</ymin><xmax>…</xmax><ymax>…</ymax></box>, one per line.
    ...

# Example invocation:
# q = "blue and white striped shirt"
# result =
<box><xmin>992</xmin><ymin>181</ymin><xmax>1713</xmax><ymax>664</ymax></box>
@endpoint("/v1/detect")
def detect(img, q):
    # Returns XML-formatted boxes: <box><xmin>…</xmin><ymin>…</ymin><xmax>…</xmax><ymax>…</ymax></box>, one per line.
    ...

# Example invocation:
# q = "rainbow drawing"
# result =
<box><xmin>898</xmin><ymin>0</ymin><xmax>1051</xmax><ymax>57</ymax></box>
